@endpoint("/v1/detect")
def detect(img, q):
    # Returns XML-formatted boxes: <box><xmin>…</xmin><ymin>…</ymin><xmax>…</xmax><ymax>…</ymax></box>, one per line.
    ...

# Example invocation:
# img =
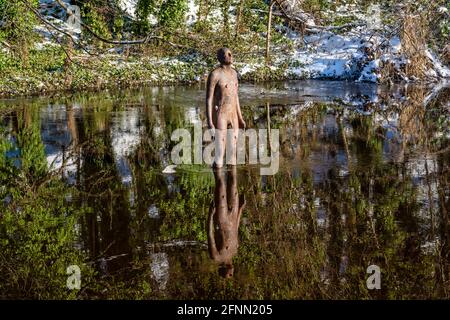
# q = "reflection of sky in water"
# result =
<box><xmin>148</xmin><ymin>204</ymin><xmax>160</xmax><ymax>219</ymax></box>
<box><xmin>111</xmin><ymin>107</ymin><xmax>143</xmax><ymax>186</ymax></box>
<box><xmin>5</xmin><ymin>135</ymin><xmax>21</xmax><ymax>168</ymax></box>
<box><xmin>150</xmin><ymin>253</ymin><xmax>169</xmax><ymax>291</ymax></box>
<box><xmin>40</xmin><ymin>106</ymin><xmax>79</xmax><ymax>184</ymax></box>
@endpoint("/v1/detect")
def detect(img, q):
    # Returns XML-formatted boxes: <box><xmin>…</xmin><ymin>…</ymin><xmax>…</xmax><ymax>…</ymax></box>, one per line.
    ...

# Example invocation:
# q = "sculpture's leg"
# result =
<box><xmin>214</xmin><ymin>115</ymin><xmax>227</xmax><ymax>168</ymax></box>
<box><xmin>227</xmin><ymin>165</ymin><xmax>238</xmax><ymax>213</ymax></box>
<box><xmin>228</xmin><ymin>114</ymin><xmax>239</xmax><ymax>166</ymax></box>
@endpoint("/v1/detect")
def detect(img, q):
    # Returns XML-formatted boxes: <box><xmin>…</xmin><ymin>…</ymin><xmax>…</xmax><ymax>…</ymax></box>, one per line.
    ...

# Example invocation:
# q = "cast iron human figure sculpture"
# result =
<box><xmin>208</xmin><ymin>166</ymin><xmax>245</xmax><ymax>278</ymax></box>
<box><xmin>206</xmin><ymin>48</ymin><xmax>246</xmax><ymax>167</ymax></box>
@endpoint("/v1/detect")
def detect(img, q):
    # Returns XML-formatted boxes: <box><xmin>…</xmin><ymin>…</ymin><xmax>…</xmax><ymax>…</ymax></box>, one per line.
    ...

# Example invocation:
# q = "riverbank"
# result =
<box><xmin>1</xmin><ymin>0</ymin><xmax>449</xmax><ymax>99</ymax></box>
<box><xmin>2</xmin><ymin>32</ymin><xmax>449</xmax><ymax>99</ymax></box>
<box><xmin>1</xmin><ymin>47</ymin><xmax>449</xmax><ymax>100</ymax></box>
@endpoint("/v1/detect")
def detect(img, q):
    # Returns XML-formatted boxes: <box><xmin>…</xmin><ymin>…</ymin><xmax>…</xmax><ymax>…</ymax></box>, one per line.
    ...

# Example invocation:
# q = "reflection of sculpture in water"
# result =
<box><xmin>208</xmin><ymin>166</ymin><xmax>245</xmax><ymax>278</ymax></box>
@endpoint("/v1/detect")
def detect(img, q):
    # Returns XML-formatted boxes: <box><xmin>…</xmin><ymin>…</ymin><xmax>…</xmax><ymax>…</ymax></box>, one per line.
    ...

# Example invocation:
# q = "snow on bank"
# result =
<box><xmin>32</xmin><ymin>0</ymin><xmax>449</xmax><ymax>85</ymax></box>
<box><xmin>280</xmin><ymin>28</ymin><xmax>450</xmax><ymax>83</ymax></box>
<box><xmin>186</xmin><ymin>0</ymin><xmax>199</xmax><ymax>26</ymax></box>
<box><xmin>424</xmin><ymin>49</ymin><xmax>450</xmax><ymax>78</ymax></box>
<box><xmin>119</xmin><ymin>0</ymin><xmax>137</xmax><ymax>18</ymax></box>
<box><xmin>240</xmin><ymin>3</ymin><xmax>450</xmax><ymax>84</ymax></box>
<box><xmin>35</xmin><ymin>0</ymin><xmax>81</xmax><ymax>48</ymax></box>
<box><xmin>118</xmin><ymin>0</ymin><xmax>198</xmax><ymax>25</ymax></box>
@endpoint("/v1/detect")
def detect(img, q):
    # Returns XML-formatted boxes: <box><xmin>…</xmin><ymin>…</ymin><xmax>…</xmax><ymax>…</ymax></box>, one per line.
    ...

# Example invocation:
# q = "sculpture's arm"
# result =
<box><xmin>207</xmin><ymin>203</ymin><xmax>219</xmax><ymax>259</ymax></box>
<box><xmin>206</xmin><ymin>71</ymin><xmax>218</xmax><ymax>129</ymax></box>
<box><xmin>237</xmin><ymin>194</ymin><xmax>246</xmax><ymax>225</ymax></box>
<box><xmin>235</xmin><ymin>72</ymin><xmax>246</xmax><ymax>128</ymax></box>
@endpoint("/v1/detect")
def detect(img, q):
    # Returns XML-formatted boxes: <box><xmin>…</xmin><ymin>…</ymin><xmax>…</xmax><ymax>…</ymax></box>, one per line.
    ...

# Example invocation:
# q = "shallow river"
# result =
<box><xmin>0</xmin><ymin>80</ymin><xmax>449</xmax><ymax>299</ymax></box>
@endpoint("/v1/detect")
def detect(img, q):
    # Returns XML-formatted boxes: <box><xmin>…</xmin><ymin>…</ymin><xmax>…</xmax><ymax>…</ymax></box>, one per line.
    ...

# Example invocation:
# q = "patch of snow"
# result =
<box><xmin>280</xmin><ymin>8</ymin><xmax>449</xmax><ymax>83</ymax></box>
<box><xmin>425</xmin><ymin>49</ymin><xmax>450</xmax><ymax>78</ymax></box>
<box><xmin>162</xmin><ymin>164</ymin><xmax>177</xmax><ymax>174</ymax></box>
<box><xmin>357</xmin><ymin>59</ymin><xmax>380</xmax><ymax>83</ymax></box>
<box><xmin>148</xmin><ymin>204</ymin><xmax>160</xmax><ymax>218</ymax></box>
<box><xmin>34</xmin><ymin>41</ymin><xmax>58</xmax><ymax>50</ymax></box>
<box><xmin>236</xmin><ymin>63</ymin><xmax>261</xmax><ymax>76</ymax></box>
<box><xmin>119</xmin><ymin>0</ymin><xmax>137</xmax><ymax>18</ymax></box>
<box><xmin>286</xmin><ymin>31</ymin><xmax>371</xmax><ymax>80</ymax></box>
<box><xmin>186</xmin><ymin>0</ymin><xmax>198</xmax><ymax>26</ymax></box>
<box><xmin>389</xmin><ymin>36</ymin><xmax>402</xmax><ymax>54</ymax></box>
<box><xmin>36</xmin><ymin>0</ymin><xmax>81</xmax><ymax>47</ymax></box>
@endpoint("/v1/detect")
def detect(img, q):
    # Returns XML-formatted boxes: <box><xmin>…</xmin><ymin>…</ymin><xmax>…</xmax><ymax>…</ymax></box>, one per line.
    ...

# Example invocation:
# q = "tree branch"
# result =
<box><xmin>18</xmin><ymin>0</ymin><xmax>185</xmax><ymax>49</ymax></box>
<box><xmin>53</xmin><ymin>0</ymin><xmax>183</xmax><ymax>47</ymax></box>
<box><xmin>1</xmin><ymin>40</ymin><xmax>11</xmax><ymax>49</ymax></box>
<box><xmin>252</xmin><ymin>2</ymin><xmax>365</xmax><ymax>33</ymax></box>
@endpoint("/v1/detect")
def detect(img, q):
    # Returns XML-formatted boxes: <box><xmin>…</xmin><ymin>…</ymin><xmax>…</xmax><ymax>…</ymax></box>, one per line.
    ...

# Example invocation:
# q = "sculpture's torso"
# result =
<box><xmin>212</xmin><ymin>67</ymin><xmax>239</xmax><ymax>128</ymax></box>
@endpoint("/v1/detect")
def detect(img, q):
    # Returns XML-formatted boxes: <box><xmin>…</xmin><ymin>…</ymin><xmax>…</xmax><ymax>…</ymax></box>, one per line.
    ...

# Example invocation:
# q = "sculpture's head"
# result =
<box><xmin>217</xmin><ymin>47</ymin><xmax>233</xmax><ymax>65</ymax></box>
<box><xmin>219</xmin><ymin>263</ymin><xmax>234</xmax><ymax>278</ymax></box>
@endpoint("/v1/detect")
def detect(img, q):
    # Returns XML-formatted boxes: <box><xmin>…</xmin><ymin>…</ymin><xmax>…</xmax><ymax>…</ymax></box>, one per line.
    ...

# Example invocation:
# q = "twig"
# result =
<box><xmin>1</xmin><ymin>40</ymin><xmax>11</xmax><ymax>48</ymax></box>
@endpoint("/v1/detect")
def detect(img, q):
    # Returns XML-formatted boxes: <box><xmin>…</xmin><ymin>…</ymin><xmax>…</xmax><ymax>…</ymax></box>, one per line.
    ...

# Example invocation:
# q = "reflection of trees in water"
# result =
<box><xmin>16</xmin><ymin>104</ymin><xmax>47</xmax><ymax>179</ymax></box>
<box><xmin>74</xmin><ymin>104</ymin><xmax>133</xmax><ymax>280</ymax></box>
<box><xmin>437</xmin><ymin>149</ymin><xmax>449</xmax><ymax>296</ymax></box>
<box><xmin>1</xmin><ymin>84</ymin><xmax>448</xmax><ymax>298</ymax></box>
<box><xmin>250</xmin><ymin>89</ymin><xmax>449</xmax><ymax>298</ymax></box>
<box><xmin>0</xmin><ymin>104</ymin><xmax>93</xmax><ymax>299</ymax></box>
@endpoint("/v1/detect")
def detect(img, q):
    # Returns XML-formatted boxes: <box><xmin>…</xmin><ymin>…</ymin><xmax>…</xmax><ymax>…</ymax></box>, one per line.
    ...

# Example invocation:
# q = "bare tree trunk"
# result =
<box><xmin>266</xmin><ymin>101</ymin><xmax>271</xmax><ymax>151</ymax></box>
<box><xmin>67</xmin><ymin>104</ymin><xmax>79</xmax><ymax>147</ymax></box>
<box><xmin>222</xmin><ymin>0</ymin><xmax>231</xmax><ymax>39</ymax></box>
<box><xmin>204</xmin><ymin>0</ymin><xmax>210</xmax><ymax>21</ymax></box>
<box><xmin>63</xmin><ymin>28</ymin><xmax>74</xmax><ymax>87</ymax></box>
<box><xmin>235</xmin><ymin>0</ymin><xmax>245</xmax><ymax>38</ymax></box>
<box><xmin>265</xmin><ymin>1</ymin><xmax>275</xmax><ymax>65</ymax></box>
<box><xmin>198</xmin><ymin>0</ymin><xmax>204</xmax><ymax>21</ymax></box>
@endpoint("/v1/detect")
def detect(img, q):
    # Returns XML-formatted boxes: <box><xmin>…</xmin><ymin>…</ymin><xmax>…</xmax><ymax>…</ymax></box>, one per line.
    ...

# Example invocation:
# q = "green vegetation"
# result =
<box><xmin>0</xmin><ymin>0</ymin><xmax>39</xmax><ymax>64</ymax></box>
<box><xmin>0</xmin><ymin>107</ymin><xmax>94</xmax><ymax>299</ymax></box>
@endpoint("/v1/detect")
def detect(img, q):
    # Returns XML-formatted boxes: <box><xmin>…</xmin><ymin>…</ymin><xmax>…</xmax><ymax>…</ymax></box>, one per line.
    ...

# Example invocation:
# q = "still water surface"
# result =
<box><xmin>0</xmin><ymin>80</ymin><xmax>449</xmax><ymax>299</ymax></box>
